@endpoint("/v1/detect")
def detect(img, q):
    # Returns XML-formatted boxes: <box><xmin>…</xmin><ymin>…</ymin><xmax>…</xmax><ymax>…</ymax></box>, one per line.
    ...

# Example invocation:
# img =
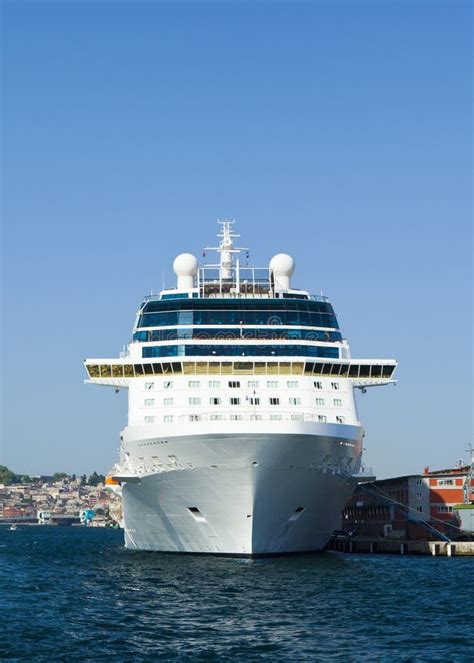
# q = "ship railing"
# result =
<box><xmin>177</xmin><ymin>410</ymin><xmax>345</xmax><ymax>424</ymax></box>
<box><xmin>141</xmin><ymin>291</ymin><xmax>329</xmax><ymax>302</ymax></box>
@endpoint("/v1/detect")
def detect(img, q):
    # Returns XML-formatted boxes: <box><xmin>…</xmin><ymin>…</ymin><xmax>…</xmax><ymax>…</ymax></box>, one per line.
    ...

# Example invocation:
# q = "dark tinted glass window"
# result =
<box><xmin>142</xmin><ymin>345</ymin><xmax>340</xmax><ymax>359</ymax></box>
<box><xmin>133</xmin><ymin>327</ymin><xmax>342</xmax><ymax>342</ymax></box>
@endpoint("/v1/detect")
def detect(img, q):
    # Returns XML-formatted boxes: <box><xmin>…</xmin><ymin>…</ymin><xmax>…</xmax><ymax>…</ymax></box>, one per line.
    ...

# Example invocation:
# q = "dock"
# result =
<box><xmin>326</xmin><ymin>536</ymin><xmax>474</xmax><ymax>556</ymax></box>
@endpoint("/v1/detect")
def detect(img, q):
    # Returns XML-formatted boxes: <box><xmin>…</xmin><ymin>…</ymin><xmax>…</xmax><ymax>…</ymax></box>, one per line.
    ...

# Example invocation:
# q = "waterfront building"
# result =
<box><xmin>342</xmin><ymin>462</ymin><xmax>473</xmax><ymax>539</ymax></box>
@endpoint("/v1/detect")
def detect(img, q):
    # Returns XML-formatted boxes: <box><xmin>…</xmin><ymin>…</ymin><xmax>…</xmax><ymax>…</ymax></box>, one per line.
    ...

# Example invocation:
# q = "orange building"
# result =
<box><xmin>423</xmin><ymin>465</ymin><xmax>470</xmax><ymax>523</ymax></box>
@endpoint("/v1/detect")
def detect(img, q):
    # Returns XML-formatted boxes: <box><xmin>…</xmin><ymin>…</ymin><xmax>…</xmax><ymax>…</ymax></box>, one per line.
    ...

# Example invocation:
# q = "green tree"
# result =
<box><xmin>53</xmin><ymin>472</ymin><xmax>68</xmax><ymax>482</ymax></box>
<box><xmin>80</xmin><ymin>474</ymin><xmax>87</xmax><ymax>486</ymax></box>
<box><xmin>20</xmin><ymin>475</ymin><xmax>32</xmax><ymax>484</ymax></box>
<box><xmin>0</xmin><ymin>465</ymin><xmax>16</xmax><ymax>485</ymax></box>
<box><xmin>87</xmin><ymin>472</ymin><xmax>105</xmax><ymax>487</ymax></box>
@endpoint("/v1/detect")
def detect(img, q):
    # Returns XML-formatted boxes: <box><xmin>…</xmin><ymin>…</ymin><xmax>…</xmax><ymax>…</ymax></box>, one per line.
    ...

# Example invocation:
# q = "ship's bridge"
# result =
<box><xmin>84</xmin><ymin>220</ymin><xmax>398</xmax><ymax>389</ymax></box>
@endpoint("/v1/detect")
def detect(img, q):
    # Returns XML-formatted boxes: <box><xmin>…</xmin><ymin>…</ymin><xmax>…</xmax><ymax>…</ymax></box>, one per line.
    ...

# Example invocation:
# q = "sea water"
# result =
<box><xmin>0</xmin><ymin>527</ymin><xmax>472</xmax><ymax>661</ymax></box>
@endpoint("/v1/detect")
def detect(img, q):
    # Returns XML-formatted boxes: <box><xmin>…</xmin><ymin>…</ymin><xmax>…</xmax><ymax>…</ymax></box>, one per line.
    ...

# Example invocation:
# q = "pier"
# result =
<box><xmin>326</xmin><ymin>536</ymin><xmax>474</xmax><ymax>556</ymax></box>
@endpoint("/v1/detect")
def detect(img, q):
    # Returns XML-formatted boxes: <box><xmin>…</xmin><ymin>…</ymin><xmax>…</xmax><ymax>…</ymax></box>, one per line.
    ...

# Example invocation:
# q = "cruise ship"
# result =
<box><xmin>84</xmin><ymin>221</ymin><xmax>397</xmax><ymax>555</ymax></box>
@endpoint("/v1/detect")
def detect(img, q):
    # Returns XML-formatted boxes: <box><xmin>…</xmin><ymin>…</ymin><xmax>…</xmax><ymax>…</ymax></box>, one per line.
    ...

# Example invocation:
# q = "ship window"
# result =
<box><xmin>163</xmin><ymin>381</ymin><xmax>173</xmax><ymax>389</ymax></box>
<box><xmin>279</xmin><ymin>362</ymin><xmax>291</xmax><ymax>374</ymax></box>
<box><xmin>188</xmin><ymin>380</ymin><xmax>200</xmax><ymax>388</ymax></box>
<box><xmin>196</xmin><ymin>362</ymin><xmax>208</xmax><ymax>374</ymax></box>
<box><xmin>315</xmin><ymin>398</ymin><xmax>325</xmax><ymax>406</ymax></box>
<box><xmin>124</xmin><ymin>365</ymin><xmax>134</xmax><ymax>377</ymax></box>
<box><xmin>144</xmin><ymin>382</ymin><xmax>154</xmax><ymax>390</ymax></box>
<box><xmin>330</xmin><ymin>364</ymin><xmax>340</xmax><ymax>376</ymax></box>
<box><xmin>269</xmin><ymin>397</ymin><xmax>280</xmax><ymax>405</ymax></box>
<box><xmin>331</xmin><ymin>382</ymin><xmax>340</xmax><ymax>390</ymax></box>
<box><xmin>164</xmin><ymin>415</ymin><xmax>173</xmax><ymax>423</ymax></box>
<box><xmin>183</xmin><ymin>362</ymin><xmax>196</xmax><ymax>374</ymax></box>
<box><xmin>210</xmin><ymin>397</ymin><xmax>221</xmax><ymax>405</ymax></box>
<box><xmin>248</xmin><ymin>380</ymin><xmax>259</xmax><ymax>388</ymax></box>
<box><xmin>152</xmin><ymin>364</ymin><xmax>163</xmax><ymax>375</ymax></box>
<box><xmin>144</xmin><ymin>416</ymin><xmax>155</xmax><ymax>423</ymax></box>
<box><xmin>270</xmin><ymin>414</ymin><xmax>282</xmax><ymax>420</ymax></box>
<box><xmin>333</xmin><ymin>398</ymin><xmax>342</xmax><ymax>406</ymax></box>
<box><xmin>255</xmin><ymin>362</ymin><xmax>266</xmax><ymax>374</ymax></box>
<box><xmin>305</xmin><ymin>362</ymin><xmax>315</xmax><ymax>375</ymax></box>
<box><xmin>267</xmin><ymin>362</ymin><xmax>279</xmax><ymax>374</ymax></box>
<box><xmin>171</xmin><ymin>362</ymin><xmax>182</xmax><ymax>374</ymax></box>
<box><xmin>250</xmin><ymin>414</ymin><xmax>263</xmax><ymax>420</ymax></box>
<box><xmin>209</xmin><ymin>380</ymin><xmax>221</xmax><ymax>388</ymax></box>
<box><xmin>221</xmin><ymin>362</ymin><xmax>232</xmax><ymax>374</ymax></box>
<box><xmin>359</xmin><ymin>365</ymin><xmax>370</xmax><ymax>378</ymax></box>
<box><xmin>230</xmin><ymin>397</ymin><xmax>240</xmax><ymax>405</ymax></box>
<box><xmin>164</xmin><ymin>398</ymin><xmax>173</xmax><ymax>406</ymax></box>
<box><xmin>234</xmin><ymin>362</ymin><xmax>253</xmax><ymax>374</ymax></box>
<box><xmin>100</xmin><ymin>365</ymin><xmax>112</xmax><ymax>378</ymax></box>
<box><xmin>210</xmin><ymin>414</ymin><xmax>223</xmax><ymax>420</ymax></box>
<box><xmin>228</xmin><ymin>381</ymin><xmax>241</xmax><ymax>388</ymax></box>
<box><xmin>267</xmin><ymin>381</ymin><xmax>279</xmax><ymax>388</ymax></box>
<box><xmin>314</xmin><ymin>381</ymin><xmax>323</xmax><ymax>389</ymax></box>
<box><xmin>208</xmin><ymin>362</ymin><xmax>220</xmax><ymax>374</ymax></box>
<box><xmin>230</xmin><ymin>414</ymin><xmax>243</xmax><ymax>420</ymax></box>
<box><xmin>143</xmin><ymin>364</ymin><xmax>154</xmax><ymax>375</ymax></box>
<box><xmin>382</xmin><ymin>365</ymin><xmax>393</xmax><ymax>378</ymax></box>
<box><xmin>189</xmin><ymin>397</ymin><xmax>201</xmax><ymax>405</ymax></box>
<box><xmin>349</xmin><ymin>365</ymin><xmax>359</xmax><ymax>377</ymax></box>
<box><xmin>336</xmin><ymin>416</ymin><xmax>345</xmax><ymax>423</ymax></box>
<box><xmin>134</xmin><ymin>364</ymin><xmax>144</xmax><ymax>376</ymax></box>
<box><xmin>292</xmin><ymin>362</ymin><xmax>304</xmax><ymax>375</ymax></box>
<box><xmin>289</xmin><ymin>397</ymin><xmax>301</xmax><ymax>405</ymax></box>
<box><xmin>287</xmin><ymin>381</ymin><xmax>299</xmax><ymax>388</ymax></box>
<box><xmin>322</xmin><ymin>364</ymin><xmax>332</xmax><ymax>375</ymax></box>
<box><xmin>370</xmin><ymin>365</ymin><xmax>382</xmax><ymax>378</ymax></box>
<box><xmin>87</xmin><ymin>365</ymin><xmax>100</xmax><ymax>378</ymax></box>
<box><xmin>249</xmin><ymin>397</ymin><xmax>260</xmax><ymax>405</ymax></box>
<box><xmin>144</xmin><ymin>399</ymin><xmax>155</xmax><ymax>406</ymax></box>
<box><xmin>318</xmin><ymin>415</ymin><xmax>327</xmax><ymax>422</ymax></box>
<box><xmin>110</xmin><ymin>365</ymin><xmax>123</xmax><ymax>377</ymax></box>
<box><xmin>339</xmin><ymin>364</ymin><xmax>349</xmax><ymax>377</ymax></box>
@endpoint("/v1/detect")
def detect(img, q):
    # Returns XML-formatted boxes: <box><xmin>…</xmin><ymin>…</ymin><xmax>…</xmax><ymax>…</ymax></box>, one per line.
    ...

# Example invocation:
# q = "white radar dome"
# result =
<box><xmin>269</xmin><ymin>253</ymin><xmax>295</xmax><ymax>276</ymax></box>
<box><xmin>173</xmin><ymin>253</ymin><xmax>198</xmax><ymax>289</ymax></box>
<box><xmin>270</xmin><ymin>253</ymin><xmax>295</xmax><ymax>291</ymax></box>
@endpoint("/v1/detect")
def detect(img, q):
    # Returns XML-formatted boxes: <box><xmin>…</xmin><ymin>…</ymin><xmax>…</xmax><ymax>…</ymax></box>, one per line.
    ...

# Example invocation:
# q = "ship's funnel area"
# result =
<box><xmin>270</xmin><ymin>253</ymin><xmax>295</xmax><ymax>292</ymax></box>
<box><xmin>173</xmin><ymin>253</ymin><xmax>198</xmax><ymax>290</ymax></box>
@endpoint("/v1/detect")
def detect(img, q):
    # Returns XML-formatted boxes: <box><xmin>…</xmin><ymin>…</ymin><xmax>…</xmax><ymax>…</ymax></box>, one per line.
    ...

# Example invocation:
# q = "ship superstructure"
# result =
<box><xmin>85</xmin><ymin>221</ymin><xmax>397</xmax><ymax>554</ymax></box>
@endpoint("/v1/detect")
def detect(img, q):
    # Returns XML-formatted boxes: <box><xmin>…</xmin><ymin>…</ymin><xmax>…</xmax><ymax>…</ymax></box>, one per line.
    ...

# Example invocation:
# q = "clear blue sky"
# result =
<box><xmin>1</xmin><ymin>1</ymin><xmax>472</xmax><ymax>478</ymax></box>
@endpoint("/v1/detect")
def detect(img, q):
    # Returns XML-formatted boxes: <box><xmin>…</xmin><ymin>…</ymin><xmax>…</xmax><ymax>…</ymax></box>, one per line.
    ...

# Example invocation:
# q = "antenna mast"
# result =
<box><xmin>204</xmin><ymin>219</ymin><xmax>249</xmax><ymax>282</ymax></box>
<box><xmin>464</xmin><ymin>443</ymin><xmax>473</xmax><ymax>504</ymax></box>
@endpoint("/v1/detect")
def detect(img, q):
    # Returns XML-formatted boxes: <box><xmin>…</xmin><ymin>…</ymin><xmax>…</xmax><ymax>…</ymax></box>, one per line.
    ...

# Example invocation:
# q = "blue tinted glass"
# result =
<box><xmin>142</xmin><ymin>345</ymin><xmax>339</xmax><ymax>359</ymax></box>
<box><xmin>137</xmin><ymin>311</ymin><xmax>340</xmax><ymax>329</ymax></box>
<box><xmin>133</xmin><ymin>328</ymin><xmax>342</xmax><ymax>342</ymax></box>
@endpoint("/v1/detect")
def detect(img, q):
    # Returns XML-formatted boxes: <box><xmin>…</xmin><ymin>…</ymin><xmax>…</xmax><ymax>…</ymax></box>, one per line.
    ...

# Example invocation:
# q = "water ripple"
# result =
<box><xmin>0</xmin><ymin>527</ymin><xmax>472</xmax><ymax>661</ymax></box>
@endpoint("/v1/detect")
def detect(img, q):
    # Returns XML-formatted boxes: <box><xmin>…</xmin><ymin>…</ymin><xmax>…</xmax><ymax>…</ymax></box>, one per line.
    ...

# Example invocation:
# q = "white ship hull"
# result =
<box><xmin>120</xmin><ymin>424</ymin><xmax>362</xmax><ymax>555</ymax></box>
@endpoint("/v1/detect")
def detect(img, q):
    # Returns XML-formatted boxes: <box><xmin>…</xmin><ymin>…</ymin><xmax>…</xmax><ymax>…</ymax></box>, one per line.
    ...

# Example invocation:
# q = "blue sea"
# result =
<box><xmin>0</xmin><ymin>527</ymin><xmax>472</xmax><ymax>662</ymax></box>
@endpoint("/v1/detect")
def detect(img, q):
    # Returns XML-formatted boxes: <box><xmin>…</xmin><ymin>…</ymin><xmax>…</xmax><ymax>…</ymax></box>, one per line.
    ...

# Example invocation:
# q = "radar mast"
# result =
<box><xmin>204</xmin><ymin>219</ymin><xmax>249</xmax><ymax>281</ymax></box>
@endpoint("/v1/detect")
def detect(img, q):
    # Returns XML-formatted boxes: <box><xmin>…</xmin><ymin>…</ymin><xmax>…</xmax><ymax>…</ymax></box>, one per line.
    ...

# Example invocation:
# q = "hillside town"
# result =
<box><xmin>0</xmin><ymin>467</ymin><xmax>122</xmax><ymax>527</ymax></box>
